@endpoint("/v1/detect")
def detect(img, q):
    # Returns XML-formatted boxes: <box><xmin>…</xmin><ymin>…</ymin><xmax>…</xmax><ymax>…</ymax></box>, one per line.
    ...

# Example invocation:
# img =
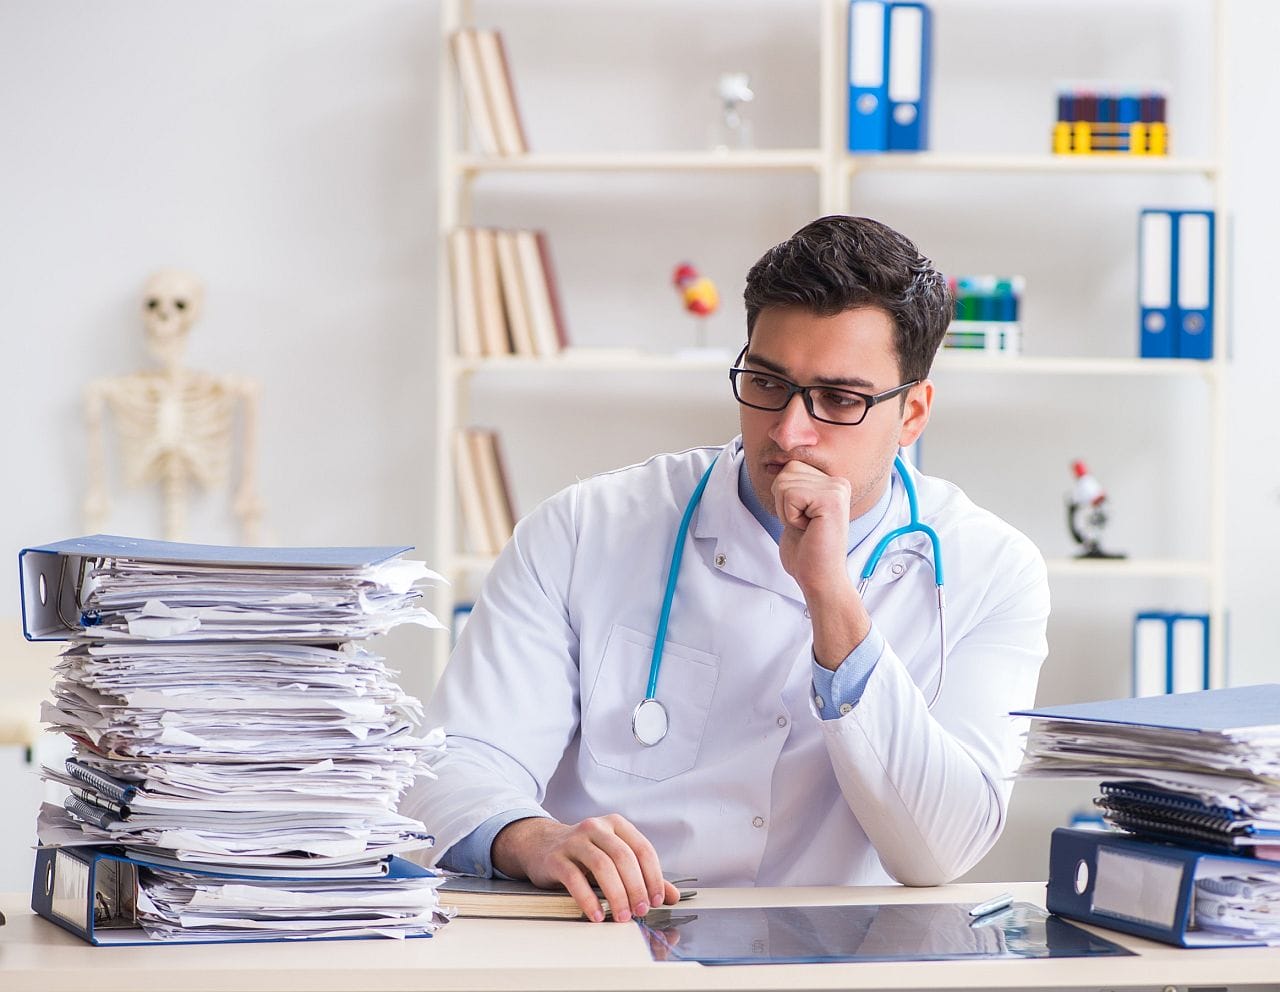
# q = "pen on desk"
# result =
<box><xmin>967</xmin><ymin>892</ymin><xmax>1014</xmax><ymax>920</ymax></box>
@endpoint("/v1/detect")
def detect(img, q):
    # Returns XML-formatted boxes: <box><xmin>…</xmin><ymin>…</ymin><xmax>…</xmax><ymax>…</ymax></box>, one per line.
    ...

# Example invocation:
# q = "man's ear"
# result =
<box><xmin>899</xmin><ymin>380</ymin><xmax>934</xmax><ymax>448</ymax></box>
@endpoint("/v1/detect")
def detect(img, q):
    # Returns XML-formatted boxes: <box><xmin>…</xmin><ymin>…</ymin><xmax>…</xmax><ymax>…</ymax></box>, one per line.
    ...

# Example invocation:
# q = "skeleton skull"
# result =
<box><xmin>143</xmin><ymin>269</ymin><xmax>204</xmax><ymax>371</ymax></box>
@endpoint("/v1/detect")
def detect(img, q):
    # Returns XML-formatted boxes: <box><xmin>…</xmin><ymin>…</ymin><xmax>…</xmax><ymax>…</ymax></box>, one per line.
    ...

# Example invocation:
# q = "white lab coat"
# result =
<box><xmin>405</xmin><ymin>438</ymin><xmax>1049</xmax><ymax>887</ymax></box>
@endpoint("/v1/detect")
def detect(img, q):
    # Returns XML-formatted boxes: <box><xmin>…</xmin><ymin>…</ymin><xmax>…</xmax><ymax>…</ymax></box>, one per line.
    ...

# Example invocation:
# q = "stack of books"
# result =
<box><xmin>1015</xmin><ymin>686</ymin><xmax>1280</xmax><ymax>946</ymax></box>
<box><xmin>20</xmin><ymin>535</ymin><xmax>449</xmax><ymax>945</ymax></box>
<box><xmin>453</xmin><ymin>428</ymin><xmax>516</xmax><ymax>558</ymax></box>
<box><xmin>1052</xmin><ymin>89</ymin><xmax>1168</xmax><ymax>155</ymax></box>
<box><xmin>450</xmin><ymin>27</ymin><xmax>526</xmax><ymax>157</ymax></box>
<box><xmin>943</xmin><ymin>275</ymin><xmax>1023</xmax><ymax>355</ymax></box>
<box><xmin>448</xmin><ymin>227</ymin><xmax>567</xmax><ymax>360</ymax></box>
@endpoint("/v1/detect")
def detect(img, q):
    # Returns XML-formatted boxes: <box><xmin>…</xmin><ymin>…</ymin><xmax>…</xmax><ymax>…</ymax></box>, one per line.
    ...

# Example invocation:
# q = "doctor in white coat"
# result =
<box><xmin>404</xmin><ymin>216</ymin><xmax>1050</xmax><ymax>923</ymax></box>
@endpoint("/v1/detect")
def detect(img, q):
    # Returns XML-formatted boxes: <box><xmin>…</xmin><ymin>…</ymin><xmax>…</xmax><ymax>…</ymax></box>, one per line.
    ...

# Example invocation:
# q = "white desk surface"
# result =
<box><xmin>3</xmin><ymin>881</ymin><xmax>1279</xmax><ymax>992</ymax></box>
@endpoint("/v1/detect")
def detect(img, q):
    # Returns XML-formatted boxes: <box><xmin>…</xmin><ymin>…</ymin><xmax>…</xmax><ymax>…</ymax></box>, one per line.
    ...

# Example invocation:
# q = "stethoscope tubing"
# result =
<box><xmin>637</xmin><ymin>452</ymin><xmax>948</xmax><ymax>747</ymax></box>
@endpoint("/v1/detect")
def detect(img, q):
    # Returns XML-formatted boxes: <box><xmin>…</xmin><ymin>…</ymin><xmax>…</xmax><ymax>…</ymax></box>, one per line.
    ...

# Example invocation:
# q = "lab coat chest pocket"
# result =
<box><xmin>582</xmin><ymin>624</ymin><xmax>720</xmax><ymax>782</ymax></box>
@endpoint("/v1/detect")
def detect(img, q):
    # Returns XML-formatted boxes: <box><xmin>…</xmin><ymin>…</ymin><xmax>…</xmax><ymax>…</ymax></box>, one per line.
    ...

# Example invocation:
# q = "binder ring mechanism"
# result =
<box><xmin>1074</xmin><ymin>860</ymin><xmax>1090</xmax><ymax>895</ymax></box>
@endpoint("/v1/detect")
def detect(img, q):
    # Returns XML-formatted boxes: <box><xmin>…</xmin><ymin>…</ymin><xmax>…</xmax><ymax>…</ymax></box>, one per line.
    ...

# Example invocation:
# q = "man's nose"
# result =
<box><xmin>769</xmin><ymin>391</ymin><xmax>820</xmax><ymax>449</ymax></box>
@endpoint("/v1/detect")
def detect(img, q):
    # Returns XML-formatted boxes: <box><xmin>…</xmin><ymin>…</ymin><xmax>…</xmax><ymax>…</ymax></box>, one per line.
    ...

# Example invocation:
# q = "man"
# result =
<box><xmin>404</xmin><ymin>215</ymin><xmax>1049</xmax><ymax>924</ymax></box>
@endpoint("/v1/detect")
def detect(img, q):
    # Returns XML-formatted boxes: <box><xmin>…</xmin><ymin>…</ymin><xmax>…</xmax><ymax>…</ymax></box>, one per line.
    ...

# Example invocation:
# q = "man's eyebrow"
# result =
<box><xmin>744</xmin><ymin>352</ymin><xmax>876</xmax><ymax>390</ymax></box>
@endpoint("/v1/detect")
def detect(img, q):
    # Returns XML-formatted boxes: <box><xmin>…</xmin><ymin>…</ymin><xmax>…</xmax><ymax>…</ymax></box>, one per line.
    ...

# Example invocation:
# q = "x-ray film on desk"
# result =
<box><xmin>637</xmin><ymin>901</ymin><xmax>1133</xmax><ymax>965</ymax></box>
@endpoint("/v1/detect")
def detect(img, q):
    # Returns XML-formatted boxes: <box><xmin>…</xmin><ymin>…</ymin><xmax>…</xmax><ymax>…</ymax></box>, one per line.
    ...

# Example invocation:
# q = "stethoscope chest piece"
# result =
<box><xmin>632</xmin><ymin>697</ymin><xmax>669</xmax><ymax>747</ymax></box>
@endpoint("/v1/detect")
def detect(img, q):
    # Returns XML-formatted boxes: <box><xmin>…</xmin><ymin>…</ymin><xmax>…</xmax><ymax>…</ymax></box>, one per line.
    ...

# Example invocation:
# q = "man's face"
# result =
<box><xmin>739</xmin><ymin>305</ymin><xmax>932</xmax><ymax>520</ymax></box>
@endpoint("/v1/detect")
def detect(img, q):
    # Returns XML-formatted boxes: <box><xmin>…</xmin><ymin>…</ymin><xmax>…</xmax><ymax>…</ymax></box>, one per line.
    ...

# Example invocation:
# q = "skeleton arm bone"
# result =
<box><xmin>229</xmin><ymin>376</ymin><xmax>264</xmax><ymax>544</ymax></box>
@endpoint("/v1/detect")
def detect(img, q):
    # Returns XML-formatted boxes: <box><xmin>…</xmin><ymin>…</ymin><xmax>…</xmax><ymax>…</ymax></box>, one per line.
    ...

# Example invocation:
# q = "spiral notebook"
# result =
<box><xmin>1095</xmin><ymin>781</ymin><xmax>1280</xmax><ymax>858</ymax></box>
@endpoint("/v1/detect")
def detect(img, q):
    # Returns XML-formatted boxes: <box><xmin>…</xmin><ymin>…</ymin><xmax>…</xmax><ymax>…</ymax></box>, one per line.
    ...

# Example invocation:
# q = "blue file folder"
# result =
<box><xmin>19</xmin><ymin>534</ymin><xmax>414</xmax><ymax>640</ymax></box>
<box><xmin>1132</xmin><ymin>612</ymin><xmax>1210</xmax><ymax>696</ymax></box>
<box><xmin>1175</xmin><ymin>209</ymin><xmax>1215</xmax><ymax>360</ymax></box>
<box><xmin>1138</xmin><ymin>208</ymin><xmax>1216</xmax><ymax>360</ymax></box>
<box><xmin>1139</xmin><ymin>209</ymin><xmax>1176</xmax><ymax>357</ymax></box>
<box><xmin>1013</xmin><ymin>683</ymin><xmax>1279</xmax><ymax>733</ymax></box>
<box><xmin>1047</xmin><ymin>827</ymin><xmax>1275</xmax><ymax>947</ymax></box>
<box><xmin>847</xmin><ymin>1</ymin><xmax>891</xmax><ymax>151</ymax></box>
<box><xmin>31</xmin><ymin>845</ymin><xmax>435</xmax><ymax>946</ymax></box>
<box><xmin>885</xmin><ymin>2</ymin><xmax>932</xmax><ymax>151</ymax></box>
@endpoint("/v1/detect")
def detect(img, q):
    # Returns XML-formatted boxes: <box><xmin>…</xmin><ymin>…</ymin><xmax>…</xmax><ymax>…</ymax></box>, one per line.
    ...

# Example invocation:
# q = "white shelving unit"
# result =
<box><xmin>431</xmin><ymin>0</ymin><xmax>1230</xmax><ymax>686</ymax></box>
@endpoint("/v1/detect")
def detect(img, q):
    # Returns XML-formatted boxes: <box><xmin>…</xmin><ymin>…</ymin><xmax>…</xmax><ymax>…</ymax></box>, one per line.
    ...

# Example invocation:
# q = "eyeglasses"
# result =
<box><xmin>727</xmin><ymin>349</ymin><xmax>918</xmax><ymax>426</ymax></box>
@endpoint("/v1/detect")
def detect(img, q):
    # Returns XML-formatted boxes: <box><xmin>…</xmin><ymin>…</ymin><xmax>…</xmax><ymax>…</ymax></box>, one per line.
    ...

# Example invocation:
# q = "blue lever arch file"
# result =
<box><xmin>847</xmin><ymin>1</ymin><xmax>891</xmax><ymax>151</ymax></box>
<box><xmin>19</xmin><ymin>534</ymin><xmax>413</xmax><ymax>640</ymax></box>
<box><xmin>885</xmin><ymin>2</ymin><xmax>932</xmax><ymax>151</ymax></box>
<box><xmin>1047</xmin><ymin>827</ymin><xmax>1278</xmax><ymax>948</ymax></box>
<box><xmin>32</xmin><ymin>845</ymin><xmax>436</xmax><ymax>946</ymax></box>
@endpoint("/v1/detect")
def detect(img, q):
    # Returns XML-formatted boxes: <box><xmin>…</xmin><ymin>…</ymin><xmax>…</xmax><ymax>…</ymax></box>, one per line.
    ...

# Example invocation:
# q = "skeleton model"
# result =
<box><xmin>84</xmin><ymin>270</ymin><xmax>264</xmax><ymax>543</ymax></box>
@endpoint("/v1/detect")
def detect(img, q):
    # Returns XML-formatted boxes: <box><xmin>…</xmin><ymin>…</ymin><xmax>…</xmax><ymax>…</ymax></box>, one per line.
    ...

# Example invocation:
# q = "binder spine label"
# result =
<box><xmin>1092</xmin><ymin>846</ymin><xmax>1183</xmax><ymax>928</ymax></box>
<box><xmin>51</xmin><ymin>849</ymin><xmax>91</xmax><ymax>929</ymax></box>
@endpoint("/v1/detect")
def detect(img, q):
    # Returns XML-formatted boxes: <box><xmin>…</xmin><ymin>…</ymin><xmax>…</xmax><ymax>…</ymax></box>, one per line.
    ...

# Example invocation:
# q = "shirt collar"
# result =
<box><xmin>736</xmin><ymin>456</ymin><xmax>893</xmax><ymax>554</ymax></box>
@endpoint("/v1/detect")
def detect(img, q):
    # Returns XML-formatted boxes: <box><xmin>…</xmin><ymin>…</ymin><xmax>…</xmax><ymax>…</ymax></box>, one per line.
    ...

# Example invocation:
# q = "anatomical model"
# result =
<box><xmin>83</xmin><ymin>270</ymin><xmax>264</xmax><ymax>543</ymax></box>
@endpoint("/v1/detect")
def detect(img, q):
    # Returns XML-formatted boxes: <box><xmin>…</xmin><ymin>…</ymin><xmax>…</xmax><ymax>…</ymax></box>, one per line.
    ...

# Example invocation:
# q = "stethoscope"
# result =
<box><xmin>631</xmin><ymin>452</ymin><xmax>947</xmax><ymax>748</ymax></box>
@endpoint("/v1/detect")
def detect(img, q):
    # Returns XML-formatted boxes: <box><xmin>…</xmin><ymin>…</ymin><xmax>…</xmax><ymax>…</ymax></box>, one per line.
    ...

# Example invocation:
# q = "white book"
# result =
<box><xmin>474</xmin><ymin>29</ymin><xmax>528</xmax><ymax>156</ymax></box>
<box><xmin>494</xmin><ymin>229</ymin><xmax>537</xmax><ymax>357</ymax></box>
<box><xmin>448</xmin><ymin>228</ymin><xmax>482</xmax><ymax>359</ymax></box>
<box><xmin>450</xmin><ymin>29</ymin><xmax>500</xmax><ymax>156</ymax></box>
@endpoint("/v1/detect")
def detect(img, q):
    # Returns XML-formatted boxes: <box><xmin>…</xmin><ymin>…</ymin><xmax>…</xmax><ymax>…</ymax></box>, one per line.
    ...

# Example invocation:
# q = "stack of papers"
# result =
<box><xmin>1016</xmin><ymin>686</ymin><xmax>1280</xmax><ymax>940</ymax></box>
<box><xmin>79</xmin><ymin>555</ymin><xmax>439</xmax><ymax>641</ymax></box>
<box><xmin>30</xmin><ymin>538</ymin><xmax>450</xmax><ymax>941</ymax></box>
<box><xmin>1195</xmin><ymin>870</ymin><xmax>1280</xmax><ymax>940</ymax></box>
<box><xmin>1015</xmin><ymin>686</ymin><xmax>1280</xmax><ymax>832</ymax></box>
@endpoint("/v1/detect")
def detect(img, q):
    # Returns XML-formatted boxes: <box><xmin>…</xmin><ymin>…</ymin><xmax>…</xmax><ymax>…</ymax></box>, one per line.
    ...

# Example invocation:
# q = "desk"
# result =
<box><xmin>2</xmin><ymin>882</ymin><xmax>1278</xmax><ymax>992</ymax></box>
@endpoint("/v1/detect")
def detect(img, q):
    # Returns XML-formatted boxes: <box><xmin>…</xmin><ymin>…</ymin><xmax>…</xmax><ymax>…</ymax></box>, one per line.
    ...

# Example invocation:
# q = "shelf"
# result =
<box><xmin>932</xmin><ymin>355</ymin><xmax>1221</xmax><ymax>378</ymax></box>
<box><xmin>1045</xmin><ymin>558</ymin><xmax>1213</xmax><ymax>579</ymax></box>
<box><xmin>846</xmin><ymin>154</ymin><xmax>1220</xmax><ymax>177</ymax></box>
<box><xmin>456</xmin><ymin>352</ymin><xmax>1221</xmax><ymax>378</ymax></box>
<box><xmin>455</xmin><ymin>350</ymin><xmax>731</xmax><ymax>373</ymax></box>
<box><xmin>452</xmin><ymin>554</ymin><xmax>1211</xmax><ymax>581</ymax></box>
<box><xmin>457</xmin><ymin>150</ymin><xmax>825</xmax><ymax>173</ymax></box>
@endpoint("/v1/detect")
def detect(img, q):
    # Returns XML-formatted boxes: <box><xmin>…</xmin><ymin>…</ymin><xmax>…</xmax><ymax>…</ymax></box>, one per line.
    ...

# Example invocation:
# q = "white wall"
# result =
<box><xmin>0</xmin><ymin>0</ymin><xmax>1276</xmax><ymax>892</ymax></box>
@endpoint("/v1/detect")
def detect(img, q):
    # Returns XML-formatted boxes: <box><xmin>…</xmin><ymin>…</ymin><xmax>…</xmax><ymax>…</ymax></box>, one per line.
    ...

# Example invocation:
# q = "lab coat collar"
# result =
<box><xmin>692</xmin><ymin>439</ymin><xmax>926</xmax><ymax>604</ymax></box>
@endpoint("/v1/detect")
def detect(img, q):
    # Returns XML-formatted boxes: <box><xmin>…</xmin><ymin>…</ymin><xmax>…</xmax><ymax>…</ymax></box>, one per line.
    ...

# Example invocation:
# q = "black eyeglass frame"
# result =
<box><xmin>727</xmin><ymin>347</ymin><xmax>919</xmax><ymax>427</ymax></box>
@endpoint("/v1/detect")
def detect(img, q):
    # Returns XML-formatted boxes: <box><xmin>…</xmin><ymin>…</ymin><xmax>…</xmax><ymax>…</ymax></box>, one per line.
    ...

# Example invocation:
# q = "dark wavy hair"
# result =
<box><xmin>743</xmin><ymin>215</ymin><xmax>951</xmax><ymax>383</ymax></box>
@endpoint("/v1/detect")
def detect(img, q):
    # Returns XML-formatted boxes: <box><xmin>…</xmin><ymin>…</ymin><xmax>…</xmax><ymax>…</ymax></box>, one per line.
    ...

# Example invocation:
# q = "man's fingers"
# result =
<box><xmin>576</xmin><ymin>844</ymin><xmax>632</xmax><ymax>922</ymax></box>
<box><xmin>554</xmin><ymin>862</ymin><xmax>607</xmax><ymax>923</ymax></box>
<box><xmin>609</xmin><ymin>816</ymin><xmax>668</xmax><ymax>910</ymax></box>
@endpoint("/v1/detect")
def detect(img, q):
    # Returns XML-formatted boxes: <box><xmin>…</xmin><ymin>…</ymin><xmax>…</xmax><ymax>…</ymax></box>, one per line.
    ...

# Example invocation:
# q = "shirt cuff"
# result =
<box><xmin>437</xmin><ymin>809</ymin><xmax>548</xmax><ymax>878</ymax></box>
<box><xmin>810</xmin><ymin>624</ymin><xmax>886</xmax><ymax>720</ymax></box>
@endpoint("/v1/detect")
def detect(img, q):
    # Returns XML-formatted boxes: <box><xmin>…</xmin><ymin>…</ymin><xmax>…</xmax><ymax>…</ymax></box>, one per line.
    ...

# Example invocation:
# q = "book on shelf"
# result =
<box><xmin>453</xmin><ymin>429</ymin><xmax>494</xmax><ymax>556</ymax></box>
<box><xmin>473</xmin><ymin>29</ymin><xmax>528</xmax><ymax>156</ymax></box>
<box><xmin>448</xmin><ymin>228</ymin><xmax>482</xmax><ymax>360</ymax></box>
<box><xmin>449</xmin><ymin>29</ymin><xmax>500</xmax><ymax>157</ymax></box>
<box><xmin>452</xmin><ymin>228</ymin><xmax>567</xmax><ymax>359</ymax></box>
<box><xmin>518</xmin><ymin>230</ymin><xmax>569</xmax><ymax>355</ymax></box>
<box><xmin>470</xmin><ymin>228</ymin><xmax>512</xmax><ymax>357</ymax></box>
<box><xmin>494</xmin><ymin>229</ymin><xmax>538</xmax><ymax>357</ymax></box>
<box><xmin>454</xmin><ymin>428</ymin><xmax>517</xmax><ymax>556</ymax></box>
<box><xmin>450</xmin><ymin>28</ymin><xmax>527</xmax><ymax>157</ymax></box>
<box><xmin>437</xmin><ymin>873</ymin><xmax>697</xmax><ymax>921</ymax></box>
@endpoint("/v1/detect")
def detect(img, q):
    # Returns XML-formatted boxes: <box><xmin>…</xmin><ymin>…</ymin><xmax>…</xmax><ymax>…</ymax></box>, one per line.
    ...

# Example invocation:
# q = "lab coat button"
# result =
<box><xmin>839</xmin><ymin>702</ymin><xmax>853</xmax><ymax>716</ymax></box>
<box><xmin>752</xmin><ymin>816</ymin><xmax>765</xmax><ymax>828</ymax></box>
<box><xmin>814</xmin><ymin>695</ymin><xmax>825</xmax><ymax>709</ymax></box>
<box><xmin>776</xmin><ymin>715</ymin><xmax>787</xmax><ymax>728</ymax></box>
<box><xmin>890</xmin><ymin>561</ymin><xmax>905</xmax><ymax>576</ymax></box>
<box><xmin>803</xmin><ymin>608</ymin><xmax>811</xmax><ymax>619</ymax></box>
<box><xmin>714</xmin><ymin>553</ymin><xmax>727</xmax><ymax>568</ymax></box>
